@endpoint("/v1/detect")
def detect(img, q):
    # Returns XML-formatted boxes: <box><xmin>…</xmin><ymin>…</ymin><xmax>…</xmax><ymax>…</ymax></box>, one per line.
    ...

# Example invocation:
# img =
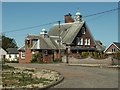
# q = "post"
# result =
<box><xmin>58</xmin><ymin>21</ymin><xmax>61</xmax><ymax>60</ymax></box>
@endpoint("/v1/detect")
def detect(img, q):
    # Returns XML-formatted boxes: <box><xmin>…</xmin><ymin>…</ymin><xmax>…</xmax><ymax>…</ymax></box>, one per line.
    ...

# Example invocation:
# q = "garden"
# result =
<box><xmin>2</xmin><ymin>64</ymin><xmax>62</xmax><ymax>89</ymax></box>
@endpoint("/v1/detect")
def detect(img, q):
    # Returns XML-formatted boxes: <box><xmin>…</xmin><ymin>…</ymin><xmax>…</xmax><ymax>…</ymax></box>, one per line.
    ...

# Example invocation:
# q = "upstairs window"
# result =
<box><xmin>88</xmin><ymin>38</ymin><xmax>90</xmax><ymax>45</ymax></box>
<box><xmin>112</xmin><ymin>48</ymin><xmax>116</xmax><ymax>52</ymax></box>
<box><xmin>77</xmin><ymin>37</ymin><xmax>83</xmax><ymax>45</ymax></box>
<box><xmin>81</xmin><ymin>27</ymin><xmax>85</xmax><ymax>34</ymax></box>
<box><xmin>85</xmin><ymin>38</ymin><xmax>90</xmax><ymax>45</ymax></box>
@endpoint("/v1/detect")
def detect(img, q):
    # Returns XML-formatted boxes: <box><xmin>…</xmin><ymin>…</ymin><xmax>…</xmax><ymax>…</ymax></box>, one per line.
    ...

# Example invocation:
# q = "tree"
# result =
<box><xmin>2</xmin><ymin>34</ymin><xmax>18</xmax><ymax>50</ymax></box>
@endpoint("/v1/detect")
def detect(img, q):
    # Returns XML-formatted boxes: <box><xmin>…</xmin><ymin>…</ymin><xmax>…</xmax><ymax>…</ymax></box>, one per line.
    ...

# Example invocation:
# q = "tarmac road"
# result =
<box><xmin>6</xmin><ymin>63</ymin><xmax>119</xmax><ymax>88</ymax></box>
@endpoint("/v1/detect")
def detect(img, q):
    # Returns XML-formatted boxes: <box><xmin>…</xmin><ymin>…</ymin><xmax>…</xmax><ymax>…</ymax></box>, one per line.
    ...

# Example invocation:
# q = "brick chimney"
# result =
<box><xmin>64</xmin><ymin>13</ymin><xmax>74</xmax><ymax>23</ymax></box>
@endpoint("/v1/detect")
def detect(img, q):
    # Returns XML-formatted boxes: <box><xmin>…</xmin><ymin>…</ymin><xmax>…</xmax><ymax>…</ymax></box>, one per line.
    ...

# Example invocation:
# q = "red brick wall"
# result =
<box><xmin>18</xmin><ymin>51</ymin><xmax>26</xmax><ymax>63</ymax></box>
<box><xmin>73</xmin><ymin>23</ymin><xmax>96</xmax><ymax>48</ymax></box>
<box><xmin>43</xmin><ymin>54</ymin><xmax>52</xmax><ymax>63</ymax></box>
<box><xmin>105</xmin><ymin>44</ymin><xmax>120</xmax><ymax>53</ymax></box>
<box><xmin>64</xmin><ymin>14</ymin><xmax>74</xmax><ymax>23</ymax></box>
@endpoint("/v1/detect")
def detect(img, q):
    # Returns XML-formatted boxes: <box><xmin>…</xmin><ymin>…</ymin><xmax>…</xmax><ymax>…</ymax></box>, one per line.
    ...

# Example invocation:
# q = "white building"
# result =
<box><xmin>6</xmin><ymin>48</ymin><xmax>19</xmax><ymax>62</ymax></box>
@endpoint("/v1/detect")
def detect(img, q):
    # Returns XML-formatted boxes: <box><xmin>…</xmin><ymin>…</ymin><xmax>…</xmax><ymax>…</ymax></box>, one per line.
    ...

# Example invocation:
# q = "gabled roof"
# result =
<box><xmin>95</xmin><ymin>40</ymin><xmax>105</xmax><ymax>51</ymax></box>
<box><xmin>62</xmin><ymin>22</ymin><xmax>84</xmax><ymax>44</ymax></box>
<box><xmin>31</xmin><ymin>36</ymin><xmax>65</xmax><ymax>50</ymax></box>
<box><xmin>18</xmin><ymin>45</ymin><xmax>25</xmax><ymax>51</ymax></box>
<box><xmin>104</xmin><ymin>42</ymin><xmax>120</xmax><ymax>52</ymax></box>
<box><xmin>48</xmin><ymin>23</ymin><xmax>73</xmax><ymax>38</ymax></box>
<box><xmin>0</xmin><ymin>48</ymin><xmax>7</xmax><ymax>55</ymax></box>
<box><xmin>48</xmin><ymin>21</ymin><xmax>84</xmax><ymax>44</ymax></box>
<box><xmin>113</xmin><ymin>42</ymin><xmax>120</xmax><ymax>48</ymax></box>
<box><xmin>6</xmin><ymin>48</ymin><xmax>19</xmax><ymax>54</ymax></box>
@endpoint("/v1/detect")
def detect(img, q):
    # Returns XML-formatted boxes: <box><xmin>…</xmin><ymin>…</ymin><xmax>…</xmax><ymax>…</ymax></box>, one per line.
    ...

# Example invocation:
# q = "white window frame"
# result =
<box><xmin>85</xmin><ymin>38</ymin><xmax>88</xmax><ymax>45</ymax></box>
<box><xmin>80</xmin><ymin>38</ymin><xmax>83</xmax><ymax>45</ymax></box>
<box><xmin>87</xmin><ymin>38</ymin><xmax>90</xmax><ymax>45</ymax></box>
<box><xmin>82</xmin><ymin>27</ymin><xmax>85</xmax><ymax>34</ymax></box>
<box><xmin>112</xmin><ymin>48</ymin><xmax>116</xmax><ymax>52</ymax></box>
<box><xmin>77</xmin><ymin>37</ymin><xmax>83</xmax><ymax>45</ymax></box>
<box><xmin>21</xmin><ymin>51</ymin><xmax>25</xmax><ymax>59</ymax></box>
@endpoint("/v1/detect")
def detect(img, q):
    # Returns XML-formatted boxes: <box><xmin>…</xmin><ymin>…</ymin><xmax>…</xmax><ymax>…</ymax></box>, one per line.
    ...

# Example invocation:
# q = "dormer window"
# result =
<box><xmin>82</xmin><ymin>27</ymin><xmax>85</xmax><ymax>34</ymax></box>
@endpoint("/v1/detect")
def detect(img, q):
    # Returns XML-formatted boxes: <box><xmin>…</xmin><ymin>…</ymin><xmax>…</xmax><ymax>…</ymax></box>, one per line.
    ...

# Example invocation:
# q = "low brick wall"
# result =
<box><xmin>62</xmin><ymin>56</ymin><xmax>112</xmax><ymax>65</ymax></box>
<box><xmin>112</xmin><ymin>58</ymin><xmax>120</xmax><ymax>65</ymax></box>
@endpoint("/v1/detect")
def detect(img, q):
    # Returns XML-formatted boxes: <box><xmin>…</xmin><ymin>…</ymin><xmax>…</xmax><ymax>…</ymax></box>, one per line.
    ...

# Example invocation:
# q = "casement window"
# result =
<box><xmin>77</xmin><ymin>37</ymin><xmax>83</xmax><ymax>45</ymax></box>
<box><xmin>85</xmin><ymin>38</ymin><xmax>88</xmax><ymax>45</ymax></box>
<box><xmin>21</xmin><ymin>52</ymin><xmax>25</xmax><ymax>59</ymax></box>
<box><xmin>112</xmin><ymin>48</ymin><xmax>116</xmax><ymax>52</ymax></box>
<box><xmin>87</xmin><ymin>38</ymin><xmax>90</xmax><ymax>45</ymax></box>
<box><xmin>82</xmin><ymin>27</ymin><xmax>85</xmax><ymax>34</ymax></box>
<box><xmin>85</xmin><ymin>38</ymin><xmax>90</xmax><ymax>45</ymax></box>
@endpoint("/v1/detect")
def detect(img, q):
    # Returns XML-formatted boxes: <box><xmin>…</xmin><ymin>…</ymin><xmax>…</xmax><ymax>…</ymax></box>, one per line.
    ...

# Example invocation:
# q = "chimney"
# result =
<box><xmin>64</xmin><ymin>13</ymin><xmax>74</xmax><ymax>23</ymax></box>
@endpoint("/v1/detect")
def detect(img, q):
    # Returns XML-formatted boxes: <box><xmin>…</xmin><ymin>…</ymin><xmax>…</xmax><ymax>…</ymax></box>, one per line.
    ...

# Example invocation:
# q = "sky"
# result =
<box><xmin>2</xmin><ymin>2</ymin><xmax>118</xmax><ymax>48</ymax></box>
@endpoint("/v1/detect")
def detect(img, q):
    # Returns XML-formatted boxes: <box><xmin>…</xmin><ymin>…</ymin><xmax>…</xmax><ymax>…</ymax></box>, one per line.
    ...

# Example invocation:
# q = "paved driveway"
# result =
<box><xmin>6</xmin><ymin>63</ymin><xmax>119</xmax><ymax>88</ymax></box>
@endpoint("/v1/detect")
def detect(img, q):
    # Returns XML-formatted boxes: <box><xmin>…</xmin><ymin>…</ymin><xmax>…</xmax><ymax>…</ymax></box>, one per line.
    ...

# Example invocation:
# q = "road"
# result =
<box><xmin>6</xmin><ymin>63</ymin><xmax>119</xmax><ymax>88</ymax></box>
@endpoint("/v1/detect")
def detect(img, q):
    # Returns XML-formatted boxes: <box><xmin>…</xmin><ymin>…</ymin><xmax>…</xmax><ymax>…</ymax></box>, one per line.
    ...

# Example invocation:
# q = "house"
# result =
<box><xmin>104</xmin><ymin>42</ymin><xmax>120</xmax><ymax>54</ymax></box>
<box><xmin>18</xmin><ymin>32</ymin><xmax>65</xmax><ymax>63</ymax></box>
<box><xmin>18</xmin><ymin>10</ymin><xmax>104</xmax><ymax>63</ymax></box>
<box><xmin>5</xmin><ymin>48</ymin><xmax>19</xmax><ymax>62</ymax></box>
<box><xmin>0</xmin><ymin>47</ymin><xmax>7</xmax><ymax>62</ymax></box>
<box><xmin>95</xmin><ymin>40</ymin><xmax>105</xmax><ymax>52</ymax></box>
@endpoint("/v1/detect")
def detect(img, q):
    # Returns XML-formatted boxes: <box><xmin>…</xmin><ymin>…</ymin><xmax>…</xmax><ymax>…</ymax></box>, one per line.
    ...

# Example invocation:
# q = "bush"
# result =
<box><xmin>54</xmin><ymin>58</ymin><xmax>62</xmax><ymax>63</ymax></box>
<box><xmin>81</xmin><ymin>52</ymin><xmax>89</xmax><ymax>58</ymax></box>
<box><xmin>31</xmin><ymin>52</ymin><xmax>43</xmax><ymax>63</ymax></box>
<box><xmin>113</xmin><ymin>52</ymin><xmax>120</xmax><ymax>60</ymax></box>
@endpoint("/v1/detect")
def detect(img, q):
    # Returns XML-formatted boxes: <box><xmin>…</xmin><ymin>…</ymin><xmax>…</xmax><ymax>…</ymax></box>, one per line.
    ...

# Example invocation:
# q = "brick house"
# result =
<box><xmin>104</xmin><ymin>42</ymin><xmax>120</xmax><ymax>54</ymax></box>
<box><xmin>18</xmin><ymin>11</ymin><xmax>104</xmax><ymax>63</ymax></box>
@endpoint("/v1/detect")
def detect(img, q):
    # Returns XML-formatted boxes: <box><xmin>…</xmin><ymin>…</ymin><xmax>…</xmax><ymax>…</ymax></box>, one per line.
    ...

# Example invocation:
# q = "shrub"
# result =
<box><xmin>81</xmin><ymin>52</ymin><xmax>89</xmax><ymax>58</ymax></box>
<box><xmin>31</xmin><ymin>52</ymin><xmax>43</xmax><ymax>63</ymax></box>
<box><xmin>113</xmin><ymin>52</ymin><xmax>120</xmax><ymax>60</ymax></box>
<box><xmin>54</xmin><ymin>58</ymin><xmax>62</xmax><ymax>63</ymax></box>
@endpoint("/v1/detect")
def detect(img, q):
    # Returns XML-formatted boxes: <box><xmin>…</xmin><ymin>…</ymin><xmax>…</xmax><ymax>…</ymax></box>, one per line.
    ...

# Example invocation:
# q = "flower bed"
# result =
<box><xmin>2</xmin><ymin>65</ymin><xmax>62</xmax><ymax>89</ymax></box>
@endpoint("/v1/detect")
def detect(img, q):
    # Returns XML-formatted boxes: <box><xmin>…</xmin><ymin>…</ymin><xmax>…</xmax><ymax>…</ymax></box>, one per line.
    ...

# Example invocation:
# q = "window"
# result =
<box><xmin>9</xmin><ymin>54</ymin><xmax>11</xmax><ymax>58</ymax></box>
<box><xmin>44</xmin><ymin>50</ymin><xmax>48</xmax><ymax>55</ymax></box>
<box><xmin>21</xmin><ymin>52</ymin><xmax>25</xmax><ymax>59</ymax></box>
<box><xmin>85</xmin><ymin>38</ymin><xmax>87</xmax><ymax>45</ymax></box>
<box><xmin>85</xmin><ymin>38</ymin><xmax>91</xmax><ymax>45</ymax></box>
<box><xmin>77</xmin><ymin>37</ymin><xmax>83</xmax><ymax>45</ymax></box>
<box><xmin>112</xmin><ymin>48</ymin><xmax>116</xmax><ymax>52</ymax></box>
<box><xmin>82</xmin><ymin>27</ymin><xmax>85</xmax><ymax>34</ymax></box>
<box><xmin>88</xmin><ymin>38</ymin><xmax>90</xmax><ymax>45</ymax></box>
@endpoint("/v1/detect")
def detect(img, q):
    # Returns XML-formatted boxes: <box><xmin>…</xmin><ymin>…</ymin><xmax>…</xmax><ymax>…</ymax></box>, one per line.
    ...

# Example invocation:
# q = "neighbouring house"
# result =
<box><xmin>95</xmin><ymin>40</ymin><xmax>105</xmax><ymax>52</ymax></box>
<box><xmin>18</xmin><ymin>10</ymin><xmax>105</xmax><ymax>63</ymax></box>
<box><xmin>0</xmin><ymin>48</ymin><xmax>7</xmax><ymax>62</ymax></box>
<box><xmin>5</xmin><ymin>48</ymin><xmax>19</xmax><ymax>62</ymax></box>
<box><xmin>104</xmin><ymin>42</ymin><xmax>120</xmax><ymax>54</ymax></box>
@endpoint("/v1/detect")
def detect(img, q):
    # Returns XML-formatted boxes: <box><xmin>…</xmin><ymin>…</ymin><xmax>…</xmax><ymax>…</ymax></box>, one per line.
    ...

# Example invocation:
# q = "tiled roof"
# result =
<box><xmin>6</xmin><ymin>48</ymin><xmax>19</xmax><ymax>54</ymax></box>
<box><xmin>95</xmin><ymin>40</ymin><xmax>105</xmax><ymax>51</ymax></box>
<box><xmin>48</xmin><ymin>21</ymin><xmax>84</xmax><ymax>44</ymax></box>
<box><xmin>113</xmin><ymin>42</ymin><xmax>120</xmax><ymax>49</ymax></box>
<box><xmin>18</xmin><ymin>45</ymin><xmax>25</xmax><ymax>51</ymax></box>
<box><xmin>62</xmin><ymin>22</ymin><xmax>84</xmax><ymax>44</ymax></box>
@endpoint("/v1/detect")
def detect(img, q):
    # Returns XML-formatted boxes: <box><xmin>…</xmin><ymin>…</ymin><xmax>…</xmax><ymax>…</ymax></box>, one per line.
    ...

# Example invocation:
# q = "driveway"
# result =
<box><xmin>6</xmin><ymin>63</ymin><xmax>119</xmax><ymax>88</ymax></box>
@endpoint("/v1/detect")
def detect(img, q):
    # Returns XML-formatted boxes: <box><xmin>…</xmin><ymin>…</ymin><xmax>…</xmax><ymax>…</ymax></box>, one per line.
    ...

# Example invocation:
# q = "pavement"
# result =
<box><xmin>5</xmin><ymin>63</ymin><xmax>119</xmax><ymax>88</ymax></box>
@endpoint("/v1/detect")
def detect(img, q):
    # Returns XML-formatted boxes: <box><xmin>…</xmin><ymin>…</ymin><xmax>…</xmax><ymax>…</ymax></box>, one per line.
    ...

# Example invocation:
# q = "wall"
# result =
<box><xmin>105</xmin><ymin>44</ymin><xmax>120</xmax><ymax>54</ymax></box>
<box><xmin>6</xmin><ymin>54</ymin><xmax>19</xmax><ymax>61</ymax></box>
